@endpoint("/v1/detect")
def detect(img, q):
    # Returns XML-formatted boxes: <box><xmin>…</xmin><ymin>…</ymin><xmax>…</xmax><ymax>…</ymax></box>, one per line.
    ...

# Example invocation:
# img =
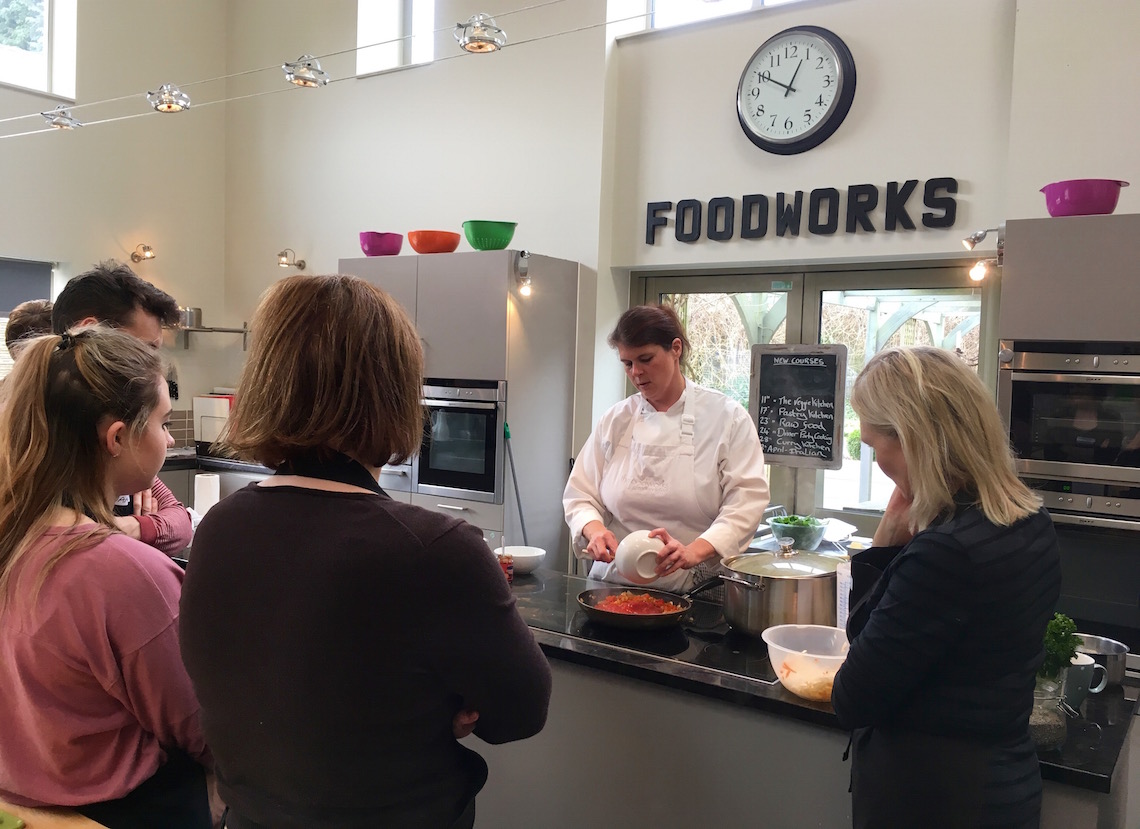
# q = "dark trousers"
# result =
<box><xmin>74</xmin><ymin>749</ymin><xmax>211</xmax><ymax>829</ymax></box>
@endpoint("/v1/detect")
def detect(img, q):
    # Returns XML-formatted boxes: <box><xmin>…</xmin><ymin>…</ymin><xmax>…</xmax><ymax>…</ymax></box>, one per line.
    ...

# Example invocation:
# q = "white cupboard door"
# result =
<box><xmin>416</xmin><ymin>252</ymin><xmax>508</xmax><ymax>380</ymax></box>
<box><xmin>338</xmin><ymin>256</ymin><xmax>418</xmax><ymax>322</ymax></box>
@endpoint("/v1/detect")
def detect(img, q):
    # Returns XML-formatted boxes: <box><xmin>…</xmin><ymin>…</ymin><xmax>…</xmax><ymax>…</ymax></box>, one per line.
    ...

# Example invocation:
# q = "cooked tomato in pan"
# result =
<box><xmin>594</xmin><ymin>591</ymin><xmax>684</xmax><ymax>615</ymax></box>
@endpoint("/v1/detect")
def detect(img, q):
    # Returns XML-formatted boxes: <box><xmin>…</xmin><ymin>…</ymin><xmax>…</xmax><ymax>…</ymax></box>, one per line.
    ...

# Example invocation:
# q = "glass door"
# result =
<box><xmin>640</xmin><ymin>265</ymin><xmax>999</xmax><ymax>536</ymax></box>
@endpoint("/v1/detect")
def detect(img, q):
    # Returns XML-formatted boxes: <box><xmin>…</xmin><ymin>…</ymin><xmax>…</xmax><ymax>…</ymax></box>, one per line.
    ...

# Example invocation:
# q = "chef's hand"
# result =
<box><xmin>453</xmin><ymin>709</ymin><xmax>479</xmax><ymax>739</ymax></box>
<box><xmin>872</xmin><ymin>486</ymin><xmax>915</xmax><ymax>547</ymax></box>
<box><xmin>582</xmin><ymin>520</ymin><xmax>618</xmax><ymax>563</ymax></box>
<box><xmin>650</xmin><ymin>529</ymin><xmax>717</xmax><ymax>576</ymax></box>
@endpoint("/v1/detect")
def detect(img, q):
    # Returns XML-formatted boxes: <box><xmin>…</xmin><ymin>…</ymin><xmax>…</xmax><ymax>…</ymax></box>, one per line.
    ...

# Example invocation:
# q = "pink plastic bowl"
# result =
<box><xmin>1040</xmin><ymin>179</ymin><xmax>1129</xmax><ymax>217</ymax></box>
<box><xmin>359</xmin><ymin>231</ymin><xmax>403</xmax><ymax>256</ymax></box>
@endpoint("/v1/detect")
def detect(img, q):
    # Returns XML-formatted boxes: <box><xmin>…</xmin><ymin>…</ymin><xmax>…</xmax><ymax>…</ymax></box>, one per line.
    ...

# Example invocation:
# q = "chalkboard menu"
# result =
<box><xmin>748</xmin><ymin>344</ymin><xmax>848</xmax><ymax>470</ymax></box>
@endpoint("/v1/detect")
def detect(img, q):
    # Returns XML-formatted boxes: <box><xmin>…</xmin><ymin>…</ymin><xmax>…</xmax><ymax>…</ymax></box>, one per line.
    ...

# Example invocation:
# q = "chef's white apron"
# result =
<box><xmin>589</xmin><ymin>389</ymin><xmax>718</xmax><ymax>593</ymax></box>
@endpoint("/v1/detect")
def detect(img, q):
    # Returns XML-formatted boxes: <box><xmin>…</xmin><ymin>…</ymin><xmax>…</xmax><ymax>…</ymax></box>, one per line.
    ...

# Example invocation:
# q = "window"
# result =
<box><xmin>0</xmin><ymin>256</ymin><xmax>53</xmax><ymax>379</ymax></box>
<box><xmin>642</xmin><ymin>265</ymin><xmax>999</xmax><ymax>536</ymax></box>
<box><xmin>610</xmin><ymin>0</ymin><xmax>802</xmax><ymax>35</ymax></box>
<box><xmin>356</xmin><ymin>0</ymin><xmax>434</xmax><ymax>75</ymax></box>
<box><xmin>0</xmin><ymin>0</ymin><xmax>75</xmax><ymax>98</ymax></box>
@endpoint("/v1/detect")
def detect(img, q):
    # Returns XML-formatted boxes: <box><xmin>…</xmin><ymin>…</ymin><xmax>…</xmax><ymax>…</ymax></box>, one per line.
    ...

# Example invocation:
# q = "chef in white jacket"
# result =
<box><xmin>563</xmin><ymin>304</ymin><xmax>770</xmax><ymax>593</ymax></box>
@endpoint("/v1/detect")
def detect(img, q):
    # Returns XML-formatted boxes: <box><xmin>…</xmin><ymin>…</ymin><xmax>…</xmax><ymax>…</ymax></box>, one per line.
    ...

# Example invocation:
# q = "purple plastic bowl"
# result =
<box><xmin>1040</xmin><ymin>179</ymin><xmax>1129</xmax><ymax>218</ymax></box>
<box><xmin>359</xmin><ymin>231</ymin><xmax>403</xmax><ymax>256</ymax></box>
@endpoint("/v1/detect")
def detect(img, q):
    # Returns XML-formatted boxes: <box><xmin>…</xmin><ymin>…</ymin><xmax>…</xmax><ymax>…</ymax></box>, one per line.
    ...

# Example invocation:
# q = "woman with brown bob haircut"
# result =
<box><xmin>180</xmin><ymin>274</ymin><xmax>551</xmax><ymax>829</ymax></box>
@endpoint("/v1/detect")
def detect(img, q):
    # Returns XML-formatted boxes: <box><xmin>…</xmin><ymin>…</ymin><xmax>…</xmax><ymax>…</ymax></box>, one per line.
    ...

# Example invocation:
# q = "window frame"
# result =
<box><xmin>0</xmin><ymin>0</ymin><xmax>76</xmax><ymax>100</ymax></box>
<box><xmin>355</xmin><ymin>0</ymin><xmax>434</xmax><ymax>78</ymax></box>
<box><xmin>636</xmin><ymin>258</ymin><xmax>1001</xmax><ymax>536</ymax></box>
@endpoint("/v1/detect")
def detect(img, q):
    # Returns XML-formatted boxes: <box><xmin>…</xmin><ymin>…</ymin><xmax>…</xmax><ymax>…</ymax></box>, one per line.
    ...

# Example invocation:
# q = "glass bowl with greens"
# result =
<box><xmin>768</xmin><ymin>515</ymin><xmax>828</xmax><ymax>551</ymax></box>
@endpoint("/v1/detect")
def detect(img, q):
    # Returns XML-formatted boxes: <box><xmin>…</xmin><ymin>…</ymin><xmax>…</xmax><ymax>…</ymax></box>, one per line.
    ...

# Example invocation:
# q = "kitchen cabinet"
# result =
<box><xmin>157</xmin><ymin>467</ymin><xmax>194</xmax><ymax>507</ymax></box>
<box><xmin>411</xmin><ymin>492</ymin><xmax>502</xmax><ymax>547</ymax></box>
<box><xmin>340</xmin><ymin>250</ymin><xmax>524</xmax><ymax>381</ymax></box>
<box><xmin>1001</xmin><ymin>213</ymin><xmax>1140</xmax><ymax>341</ymax></box>
<box><xmin>340</xmin><ymin>250</ymin><xmax>588</xmax><ymax>560</ymax></box>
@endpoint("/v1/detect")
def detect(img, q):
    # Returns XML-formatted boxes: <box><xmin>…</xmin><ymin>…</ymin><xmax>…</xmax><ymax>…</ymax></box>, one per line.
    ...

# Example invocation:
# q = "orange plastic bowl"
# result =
<box><xmin>407</xmin><ymin>230</ymin><xmax>461</xmax><ymax>254</ymax></box>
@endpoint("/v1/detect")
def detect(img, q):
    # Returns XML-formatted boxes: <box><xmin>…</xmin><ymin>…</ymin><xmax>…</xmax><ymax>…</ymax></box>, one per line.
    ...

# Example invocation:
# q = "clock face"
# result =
<box><xmin>736</xmin><ymin>26</ymin><xmax>856</xmax><ymax>155</ymax></box>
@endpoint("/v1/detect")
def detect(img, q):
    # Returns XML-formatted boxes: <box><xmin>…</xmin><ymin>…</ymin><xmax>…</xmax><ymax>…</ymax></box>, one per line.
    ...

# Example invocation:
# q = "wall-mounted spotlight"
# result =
<box><xmin>969</xmin><ymin>258</ymin><xmax>997</xmax><ymax>282</ymax></box>
<box><xmin>962</xmin><ymin>225</ymin><xmax>1002</xmax><ymax>251</ymax></box>
<box><xmin>455</xmin><ymin>13</ymin><xmax>507</xmax><ymax>53</ymax></box>
<box><xmin>277</xmin><ymin>248</ymin><xmax>306</xmax><ymax>270</ymax></box>
<box><xmin>130</xmin><ymin>244</ymin><xmax>155</xmax><ymax>263</ymax></box>
<box><xmin>41</xmin><ymin>104</ymin><xmax>82</xmax><ymax>129</ymax></box>
<box><xmin>146</xmin><ymin>83</ymin><xmax>191</xmax><ymax>113</ymax></box>
<box><xmin>516</xmin><ymin>250</ymin><xmax>532</xmax><ymax>296</ymax></box>
<box><xmin>282</xmin><ymin>55</ymin><xmax>330</xmax><ymax>87</ymax></box>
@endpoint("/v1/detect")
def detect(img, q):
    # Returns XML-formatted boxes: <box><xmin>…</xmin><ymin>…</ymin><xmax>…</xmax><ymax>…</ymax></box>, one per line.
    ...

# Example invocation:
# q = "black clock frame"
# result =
<box><xmin>736</xmin><ymin>25</ymin><xmax>857</xmax><ymax>156</ymax></box>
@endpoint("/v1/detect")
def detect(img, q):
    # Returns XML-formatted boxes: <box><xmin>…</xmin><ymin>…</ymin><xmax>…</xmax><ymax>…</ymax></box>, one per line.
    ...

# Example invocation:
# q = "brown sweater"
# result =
<box><xmin>179</xmin><ymin>484</ymin><xmax>551</xmax><ymax>829</ymax></box>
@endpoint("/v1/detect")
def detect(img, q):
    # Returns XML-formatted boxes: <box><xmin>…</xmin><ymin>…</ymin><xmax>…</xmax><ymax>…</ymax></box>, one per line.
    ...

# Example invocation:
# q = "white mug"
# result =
<box><xmin>1063</xmin><ymin>652</ymin><xmax>1108</xmax><ymax>710</ymax></box>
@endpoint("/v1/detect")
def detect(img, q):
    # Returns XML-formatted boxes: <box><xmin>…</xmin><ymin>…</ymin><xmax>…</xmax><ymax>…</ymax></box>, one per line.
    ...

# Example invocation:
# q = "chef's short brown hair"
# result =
<box><xmin>608</xmin><ymin>304</ymin><xmax>691</xmax><ymax>361</ymax></box>
<box><xmin>224</xmin><ymin>275</ymin><xmax>424</xmax><ymax>469</ymax></box>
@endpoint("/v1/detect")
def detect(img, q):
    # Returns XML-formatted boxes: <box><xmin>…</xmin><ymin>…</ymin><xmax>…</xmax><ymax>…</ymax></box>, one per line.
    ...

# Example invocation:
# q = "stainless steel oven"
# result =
<box><xmin>998</xmin><ymin>340</ymin><xmax>1140</xmax><ymax>674</ymax></box>
<box><xmin>998</xmin><ymin>340</ymin><xmax>1140</xmax><ymax>531</ymax></box>
<box><xmin>416</xmin><ymin>379</ymin><xmax>506</xmax><ymax>504</ymax></box>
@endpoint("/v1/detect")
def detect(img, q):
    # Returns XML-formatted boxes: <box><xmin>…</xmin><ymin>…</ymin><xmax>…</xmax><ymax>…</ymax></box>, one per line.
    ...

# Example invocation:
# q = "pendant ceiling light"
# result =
<box><xmin>146</xmin><ymin>83</ymin><xmax>191</xmax><ymax>113</ymax></box>
<box><xmin>454</xmin><ymin>13</ymin><xmax>507</xmax><ymax>54</ymax></box>
<box><xmin>282</xmin><ymin>55</ymin><xmax>330</xmax><ymax>87</ymax></box>
<box><xmin>41</xmin><ymin>104</ymin><xmax>82</xmax><ymax>129</ymax></box>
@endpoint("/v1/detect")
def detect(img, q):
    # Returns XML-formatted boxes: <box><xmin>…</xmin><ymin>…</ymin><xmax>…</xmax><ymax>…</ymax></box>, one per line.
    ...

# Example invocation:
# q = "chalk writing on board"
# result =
<box><xmin>750</xmin><ymin>345</ymin><xmax>847</xmax><ymax>470</ymax></box>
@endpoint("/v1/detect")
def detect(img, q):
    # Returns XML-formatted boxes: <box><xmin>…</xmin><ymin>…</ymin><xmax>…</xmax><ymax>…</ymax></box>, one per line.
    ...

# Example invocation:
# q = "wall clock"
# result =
<box><xmin>736</xmin><ymin>25</ymin><xmax>856</xmax><ymax>155</ymax></box>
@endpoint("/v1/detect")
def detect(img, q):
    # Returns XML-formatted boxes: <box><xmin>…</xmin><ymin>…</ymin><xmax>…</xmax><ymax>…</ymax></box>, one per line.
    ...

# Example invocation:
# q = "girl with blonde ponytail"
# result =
<box><xmin>0</xmin><ymin>326</ymin><xmax>211</xmax><ymax>828</ymax></box>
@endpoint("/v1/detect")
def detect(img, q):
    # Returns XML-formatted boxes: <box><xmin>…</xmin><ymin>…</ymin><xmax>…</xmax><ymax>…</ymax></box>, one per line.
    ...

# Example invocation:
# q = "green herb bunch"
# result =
<box><xmin>1039</xmin><ymin>612</ymin><xmax>1081</xmax><ymax>679</ymax></box>
<box><xmin>771</xmin><ymin>515</ymin><xmax>823</xmax><ymax>527</ymax></box>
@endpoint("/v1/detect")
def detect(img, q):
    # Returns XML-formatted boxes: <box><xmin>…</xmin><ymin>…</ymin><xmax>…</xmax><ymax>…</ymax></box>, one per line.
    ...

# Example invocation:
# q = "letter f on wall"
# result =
<box><xmin>645</xmin><ymin>201</ymin><xmax>672</xmax><ymax>245</ymax></box>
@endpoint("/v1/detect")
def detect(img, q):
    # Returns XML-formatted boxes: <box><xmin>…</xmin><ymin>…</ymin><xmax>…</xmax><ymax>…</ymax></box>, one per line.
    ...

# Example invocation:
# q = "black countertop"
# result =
<box><xmin>514</xmin><ymin>570</ymin><xmax>1136</xmax><ymax>793</ymax></box>
<box><xmin>161</xmin><ymin>451</ymin><xmax>272</xmax><ymax>475</ymax></box>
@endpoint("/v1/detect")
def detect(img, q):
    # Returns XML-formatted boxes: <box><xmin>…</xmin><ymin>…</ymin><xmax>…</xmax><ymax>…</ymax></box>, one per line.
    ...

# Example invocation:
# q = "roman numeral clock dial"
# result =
<box><xmin>736</xmin><ymin>25</ymin><xmax>856</xmax><ymax>155</ymax></box>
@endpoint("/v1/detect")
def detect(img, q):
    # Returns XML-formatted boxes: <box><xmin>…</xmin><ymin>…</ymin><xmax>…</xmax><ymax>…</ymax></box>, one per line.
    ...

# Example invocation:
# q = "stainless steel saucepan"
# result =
<box><xmin>688</xmin><ymin>544</ymin><xmax>839</xmax><ymax>638</ymax></box>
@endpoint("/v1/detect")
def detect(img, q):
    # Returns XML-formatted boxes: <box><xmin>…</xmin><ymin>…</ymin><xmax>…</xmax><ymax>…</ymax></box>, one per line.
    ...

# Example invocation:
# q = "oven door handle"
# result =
<box><xmin>422</xmin><ymin>399</ymin><xmax>499</xmax><ymax>410</ymax></box>
<box><xmin>1049</xmin><ymin>513</ymin><xmax>1140</xmax><ymax>532</ymax></box>
<box><xmin>1010</xmin><ymin>371</ymin><xmax>1140</xmax><ymax>386</ymax></box>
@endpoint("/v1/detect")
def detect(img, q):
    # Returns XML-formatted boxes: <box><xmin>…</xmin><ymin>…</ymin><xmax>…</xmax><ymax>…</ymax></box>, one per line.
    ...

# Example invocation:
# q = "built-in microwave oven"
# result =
<box><xmin>998</xmin><ymin>340</ymin><xmax>1140</xmax><ymax>531</ymax></box>
<box><xmin>416</xmin><ymin>379</ymin><xmax>507</xmax><ymax>504</ymax></box>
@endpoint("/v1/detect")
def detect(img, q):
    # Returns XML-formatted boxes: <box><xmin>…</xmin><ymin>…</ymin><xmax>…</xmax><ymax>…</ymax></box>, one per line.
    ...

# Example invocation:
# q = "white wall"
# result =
<box><xmin>220</xmin><ymin>0</ymin><xmax>608</xmax><ymax>361</ymax></box>
<box><xmin>1004</xmin><ymin>0</ymin><xmax>1140</xmax><ymax>218</ymax></box>
<box><xmin>3</xmin><ymin>0</ymin><xmax>1140</xmax><ymax>410</ymax></box>
<box><xmin>0</xmin><ymin>0</ymin><xmax>228</xmax><ymax>401</ymax></box>
<box><xmin>608</xmin><ymin>0</ymin><xmax>1019</xmax><ymax>269</ymax></box>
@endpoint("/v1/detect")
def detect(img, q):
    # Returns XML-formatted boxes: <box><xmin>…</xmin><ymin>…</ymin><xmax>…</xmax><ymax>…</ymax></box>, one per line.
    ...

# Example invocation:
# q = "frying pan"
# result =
<box><xmin>576</xmin><ymin>586</ymin><xmax>693</xmax><ymax>631</ymax></box>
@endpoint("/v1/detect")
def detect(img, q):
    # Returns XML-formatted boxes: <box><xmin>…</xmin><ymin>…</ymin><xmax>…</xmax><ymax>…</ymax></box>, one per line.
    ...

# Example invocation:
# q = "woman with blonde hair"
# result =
<box><xmin>0</xmin><ymin>327</ymin><xmax>210</xmax><ymax>827</ymax></box>
<box><xmin>831</xmin><ymin>346</ymin><xmax>1061</xmax><ymax>829</ymax></box>
<box><xmin>180</xmin><ymin>274</ymin><xmax>551</xmax><ymax>829</ymax></box>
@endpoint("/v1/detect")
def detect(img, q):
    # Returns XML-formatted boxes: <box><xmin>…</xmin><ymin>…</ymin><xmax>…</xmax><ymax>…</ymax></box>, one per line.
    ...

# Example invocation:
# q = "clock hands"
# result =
<box><xmin>757</xmin><ymin>62</ymin><xmax>802</xmax><ymax>96</ymax></box>
<box><xmin>784</xmin><ymin>60</ymin><xmax>803</xmax><ymax>98</ymax></box>
<box><xmin>760</xmin><ymin>75</ymin><xmax>796</xmax><ymax>94</ymax></box>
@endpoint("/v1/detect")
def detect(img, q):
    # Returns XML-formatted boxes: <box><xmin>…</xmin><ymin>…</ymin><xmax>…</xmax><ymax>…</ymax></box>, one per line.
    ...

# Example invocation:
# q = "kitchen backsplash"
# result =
<box><xmin>168</xmin><ymin>409</ymin><xmax>193</xmax><ymax>447</ymax></box>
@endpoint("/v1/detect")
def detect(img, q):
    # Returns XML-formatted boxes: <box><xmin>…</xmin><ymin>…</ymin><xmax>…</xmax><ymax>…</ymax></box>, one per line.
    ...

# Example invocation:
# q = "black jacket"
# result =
<box><xmin>832</xmin><ymin>502</ymin><xmax>1060</xmax><ymax>828</ymax></box>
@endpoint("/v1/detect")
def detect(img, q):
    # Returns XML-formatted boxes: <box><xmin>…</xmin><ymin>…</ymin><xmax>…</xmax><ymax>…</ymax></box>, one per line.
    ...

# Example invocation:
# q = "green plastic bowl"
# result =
<box><xmin>463</xmin><ymin>220</ymin><xmax>517</xmax><ymax>251</ymax></box>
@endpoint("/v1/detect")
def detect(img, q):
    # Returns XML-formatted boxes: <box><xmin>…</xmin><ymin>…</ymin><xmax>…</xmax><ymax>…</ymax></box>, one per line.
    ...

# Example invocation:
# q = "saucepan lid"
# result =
<box><xmin>723</xmin><ymin>550</ymin><xmax>839</xmax><ymax>579</ymax></box>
